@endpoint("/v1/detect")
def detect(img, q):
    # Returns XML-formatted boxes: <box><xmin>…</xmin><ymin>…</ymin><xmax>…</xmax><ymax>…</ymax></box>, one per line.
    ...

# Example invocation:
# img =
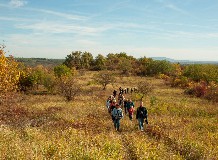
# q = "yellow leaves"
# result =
<box><xmin>0</xmin><ymin>48</ymin><xmax>20</xmax><ymax>94</ymax></box>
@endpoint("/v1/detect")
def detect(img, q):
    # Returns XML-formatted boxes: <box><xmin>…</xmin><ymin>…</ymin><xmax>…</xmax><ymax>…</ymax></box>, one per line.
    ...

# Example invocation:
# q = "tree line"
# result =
<box><xmin>1</xmin><ymin>46</ymin><xmax>218</xmax><ymax>103</ymax></box>
<box><xmin>62</xmin><ymin>51</ymin><xmax>218</xmax><ymax>102</ymax></box>
<box><xmin>63</xmin><ymin>51</ymin><xmax>218</xmax><ymax>82</ymax></box>
<box><xmin>63</xmin><ymin>51</ymin><xmax>177</xmax><ymax>76</ymax></box>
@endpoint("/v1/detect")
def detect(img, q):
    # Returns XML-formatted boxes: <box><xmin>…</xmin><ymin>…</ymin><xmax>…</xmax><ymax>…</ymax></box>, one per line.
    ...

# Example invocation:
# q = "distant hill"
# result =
<box><xmin>150</xmin><ymin>57</ymin><xmax>218</xmax><ymax>64</ymax></box>
<box><xmin>15</xmin><ymin>58</ymin><xmax>65</xmax><ymax>68</ymax></box>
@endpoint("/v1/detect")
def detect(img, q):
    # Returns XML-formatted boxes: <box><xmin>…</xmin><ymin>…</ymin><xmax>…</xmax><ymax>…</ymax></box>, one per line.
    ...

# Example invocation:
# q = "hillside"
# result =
<box><xmin>151</xmin><ymin>57</ymin><xmax>218</xmax><ymax>64</ymax></box>
<box><xmin>15</xmin><ymin>58</ymin><xmax>65</xmax><ymax>67</ymax></box>
<box><xmin>0</xmin><ymin>72</ymin><xmax>217</xmax><ymax>159</ymax></box>
<box><xmin>15</xmin><ymin>57</ymin><xmax>218</xmax><ymax>69</ymax></box>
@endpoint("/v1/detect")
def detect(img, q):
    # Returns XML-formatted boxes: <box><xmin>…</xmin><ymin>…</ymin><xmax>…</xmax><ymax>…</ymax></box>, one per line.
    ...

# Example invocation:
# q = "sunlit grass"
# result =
<box><xmin>0</xmin><ymin>71</ymin><xmax>217</xmax><ymax>159</ymax></box>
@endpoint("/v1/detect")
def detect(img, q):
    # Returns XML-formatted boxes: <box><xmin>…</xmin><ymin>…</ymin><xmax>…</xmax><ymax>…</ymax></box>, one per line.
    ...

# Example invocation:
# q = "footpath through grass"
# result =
<box><xmin>0</xmin><ymin>72</ymin><xmax>217</xmax><ymax>159</ymax></box>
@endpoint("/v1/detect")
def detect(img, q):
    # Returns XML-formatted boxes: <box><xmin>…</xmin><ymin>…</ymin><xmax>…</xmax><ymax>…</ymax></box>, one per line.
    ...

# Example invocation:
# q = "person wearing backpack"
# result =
<box><xmin>128</xmin><ymin>105</ymin><xmax>134</xmax><ymax>120</ymax></box>
<box><xmin>136</xmin><ymin>101</ymin><xmax>148</xmax><ymax>131</ymax></box>
<box><xmin>112</xmin><ymin>104</ymin><xmax>123</xmax><ymax>131</ymax></box>
<box><xmin>126</xmin><ymin>99</ymin><xmax>134</xmax><ymax>112</ymax></box>
<box><xmin>109</xmin><ymin>99</ymin><xmax>116</xmax><ymax>120</ymax></box>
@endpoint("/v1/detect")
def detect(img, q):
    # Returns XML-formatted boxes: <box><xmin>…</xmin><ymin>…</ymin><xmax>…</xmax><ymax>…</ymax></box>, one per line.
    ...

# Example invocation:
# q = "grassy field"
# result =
<box><xmin>0</xmin><ymin>71</ymin><xmax>217</xmax><ymax>160</ymax></box>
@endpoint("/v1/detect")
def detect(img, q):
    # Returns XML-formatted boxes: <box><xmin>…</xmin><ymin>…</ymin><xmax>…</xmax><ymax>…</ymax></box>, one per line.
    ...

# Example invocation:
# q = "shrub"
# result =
<box><xmin>158</xmin><ymin>73</ymin><xmax>170</xmax><ymax>81</ymax></box>
<box><xmin>0</xmin><ymin>45</ymin><xmax>20</xmax><ymax>93</ymax></box>
<box><xmin>137</xmin><ymin>80</ymin><xmax>153</xmax><ymax>100</ymax></box>
<box><xmin>204</xmin><ymin>82</ymin><xmax>218</xmax><ymax>102</ymax></box>
<box><xmin>57</xmin><ymin>76</ymin><xmax>81</xmax><ymax>101</ymax></box>
<box><xmin>0</xmin><ymin>45</ymin><xmax>21</xmax><ymax>104</ymax></box>
<box><xmin>43</xmin><ymin>73</ymin><xmax>56</xmax><ymax>93</ymax></box>
<box><xmin>185</xmin><ymin>81</ymin><xmax>207</xmax><ymax>97</ymax></box>
<box><xmin>54</xmin><ymin>64</ymin><xmax>72</xmax><ymax>78</ymax></box>
<box><xmin>195</xmin><ymin>82</ymin><xmax>207</xmax><ymax>97</ymax></box>
<box><xmin>93</xmin><ymin>71</ymin><xmax>115</xmax><ymax>90</ymax></box>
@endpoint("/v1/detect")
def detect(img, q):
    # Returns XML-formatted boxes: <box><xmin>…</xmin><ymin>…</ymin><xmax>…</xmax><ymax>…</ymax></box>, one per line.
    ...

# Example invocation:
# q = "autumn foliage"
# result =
<box><xmin>0</xmin><ymin>45</ymin><xmax>21</xmax><ymax>104</ymax></box>
<box><xmin>0</xmin><ymin>46</ymin><xmax>20</xmax><ymax>92</ymax></box>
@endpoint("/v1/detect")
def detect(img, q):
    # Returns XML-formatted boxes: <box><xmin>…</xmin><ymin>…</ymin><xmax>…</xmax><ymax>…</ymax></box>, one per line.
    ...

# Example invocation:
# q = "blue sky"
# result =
<box><xmin>1</xmin><ymin>0</ymin><xmax>218</xmax><ymax>61</ymax></box>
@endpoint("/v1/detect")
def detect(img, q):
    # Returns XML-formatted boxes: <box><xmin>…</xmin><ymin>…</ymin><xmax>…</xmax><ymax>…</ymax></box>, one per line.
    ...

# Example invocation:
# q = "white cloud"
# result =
<box><xmin>154</xmin><ymin>0</ymin><xmax>189</xmax><ymax>15</ymax></box>
<box><xmin>28</xmin><ymin>8</ymin><xmax>87</xmax><ymax>21</ymax></box>
<box><xmin>165</xmin><ymin>4</ymin><xmax>188</xmax><ymax>15</ymax></box>
<box><xmin>0</xmin><ymin>16</ymin><xmax>34</xmax><ymax>22</ymax></box>
<box><xmin>9</xmin><ymin>0</ymin><xmax>27</xmax><ymax>8</ymax></box>
<box><xmin>15</xmin><ymin>21</ymin><xmax>112</xmax><ymax>36</ymax></box>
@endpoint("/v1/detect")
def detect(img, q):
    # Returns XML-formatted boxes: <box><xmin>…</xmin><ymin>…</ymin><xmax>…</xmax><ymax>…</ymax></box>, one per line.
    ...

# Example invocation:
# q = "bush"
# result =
<box><xmin>185</xmin><ymin>81</ymin><xmax>207</xmax><ymax>97</ymax></box>
<box><xmin>204</xmin><ymin>82</ymin><xmax>218</xmax><ymax>102</ymax></box>
<box><xmin>183</xmin><ymin>64</ymin><xmax>218</xmax><ymax>83</ymax></box>
<box><xmin>54</xmin><ymin>64</ymin><xmax>72</xmax><ymax>78</ymax></box>
<box><xmin>0</xmin><ymin>45</ymin><xmax>20</xmax><ymax>94</ymax></box>
<box><xmin>43</xmin><ymin>73</ymin><xmax>56</xmax><ymax>93</ymax></box>
<box><xmin>57</xmin><ymin>76</ymin><xmax>81</xmax><ymax>101</ymax></box>
<box><xmin>18</xmin><ymin>72</ymin><xmax>35</xmax><ymax>92</ymax></box>
<box><xmin>137</xmin><ymin>81</ymin><xmax>153</xmax><ymax>100</ymax></box>
<box><xmin>0</xmin><ymin>45</ymin><xmax>21</xmax><ymax>104</ymax></box>
<box><xmin>93</xmin><ymin>71</ymin><xmax>115</xmax><ymax>90</ymax></box>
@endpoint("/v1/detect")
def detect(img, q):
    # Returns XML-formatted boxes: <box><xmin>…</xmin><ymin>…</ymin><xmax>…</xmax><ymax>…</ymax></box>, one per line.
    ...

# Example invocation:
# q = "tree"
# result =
<box><xmin>106</xmin><ymin>53</ymin><xmax>119</xmax><ymax>70</ymax></box>
<box><xmin>183</xmin><ymin>64</ymin><xmax>203</xmax><ymax>82</ymax></box>
<box><xmin>93</xmin><ymin>54</ymin><xmax>106</xmax><ymax>71</ymax></box>
<box><xmin>153</xmin><ymin>60</ymin><xmax>175</xmax><ymax>75</ymax></box>
<box><xmin>31</xmin><ymin>65</ymin><xmax>47</xmax><ymax>89</ymax></box>
<box><xmin>81</xmin><ymin>52</ymin><xmax>94</xmax><ymax>69</ymax></box>
<box><xmin>137</xmin><ymin>81</ymin><xmax>153</xmax><ymax>101</ymax></box>
<box><xmin>118</xmin><ymin>57</ymin><xmax>133</xmax><ymax>75</ymax></box>
<box><xmin>63</xmin><ymin>51</ymin><xmax>82</xmax><ymax>69</ymax></box>
<box><xmin>136</xmin><ymin>58</ymin><xmax>175</xmax><ymax>76</ymax></box>
<box><xmin>18</xmin><ymin>71</ymin><xmax>35</xmax><ymax>92</ymax></box>
<box><xmin>0</xmin><ymin>45</ymin><xmax>20</xmax><ymax>95</ymax></box>
<box><xmin>57</xmin><ymin>76</ymin><xmax>81</xmax><ymax>101</ymax></box>
<box><xmin>136</xmin><ymin>57</ymin><xmax>153</xmax><ymax>76</ymax></box>
<box><xmin>183</xmin><ymin>64</ymin><xmax>218</xmax><ymax>83</ymax></box>
<box><xmin>43</xmin><ymin>73</ymin><xmax>56</xmax><ymax>93</ymax></box>
<box><xmin>94</xmin><ymin>71</ymin><xmax>115</xmax><ymax>90</ymax></box>
<box><xmin>54</xmin><ymin>64</ymin><xmax>72</xmax><ymax>78</ymax></box>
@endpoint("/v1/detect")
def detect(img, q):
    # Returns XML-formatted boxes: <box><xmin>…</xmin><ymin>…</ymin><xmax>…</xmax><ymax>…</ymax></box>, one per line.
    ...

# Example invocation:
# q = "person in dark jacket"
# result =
<box><xmin>112</xmin><ymin>104</ymin><xmax>123</xmax><ymax>131</ymax></box>
<box><xmin>136</xmin><ymin>101</ymin><xmax>148</xmax><ymax>131</ymax></box>
<box><xmin>113</xmin><ymin>90</ymin><xmax>117</xmax><ymax>98</ymax></box>
<box><xmin>123</xmin><ymin>98</ymin><xmax>128</xmax><ymax>114</ymax></box>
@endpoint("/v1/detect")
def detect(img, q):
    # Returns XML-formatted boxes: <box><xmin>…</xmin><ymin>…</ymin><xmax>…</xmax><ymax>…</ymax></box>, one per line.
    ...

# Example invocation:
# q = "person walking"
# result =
<box><xmin>106</xmin><ymin>96</ymin><xmax>111</xmax><ymax>110</ymax></box>
<box><xmin>136</xmin><ymin>101</ymin><xmax>148</xmax><ymax>131</ymax></box>
<box><xmin>112</xmin><ymin>104</ymin><xmax>123</xmax><ymax>131</ymax></box>
<box><xmin>126</xmin><ymin>99</ymin><xmax>134</xmax><ymax>112</ymax></box>
<box><xmin>113</xmin><ymin>90</ymin><xmax>117</xmax><ymax>98</ymax></box>
<box><xmin>128</xmin><ymin>105</ymin><xmax>134</xmax><ymax>120</ymax></box>
<box><xmin>126</xmin><ymin>99</ymin><xmax>134</xmax><ymax>120</ymax></box>
<box><xmin>109</xmin><ymin>99</ymin><xmax>116</xmax><ymax>119</ymax></box>
<box><xmin>118</xmin><ymin>93</ymin><xmax>124</xmax><ymax>107</ymax></box>
<box><xmin>123</xmin><ymin>98</ymin><xmax>128</xmax><ymax>114</ymax></box>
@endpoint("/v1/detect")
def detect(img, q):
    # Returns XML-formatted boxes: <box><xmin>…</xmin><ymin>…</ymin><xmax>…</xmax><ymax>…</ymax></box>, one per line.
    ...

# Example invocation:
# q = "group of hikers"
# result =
<box><xmin>106</xmin><ymin>87</ymin><xmax>148</xmax><ymax>132</ymax></box>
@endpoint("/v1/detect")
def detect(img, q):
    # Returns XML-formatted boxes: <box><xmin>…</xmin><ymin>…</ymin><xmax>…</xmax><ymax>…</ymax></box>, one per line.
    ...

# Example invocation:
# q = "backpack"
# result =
<box><xmin>128</xmin><ymin>107</ymin><xmax>134</xmax><ymax>114</ymax></box>
<box><xmin>115</xmin><ymin>109</ymin><xmax>123</xmax><ymax>119</ymax></box>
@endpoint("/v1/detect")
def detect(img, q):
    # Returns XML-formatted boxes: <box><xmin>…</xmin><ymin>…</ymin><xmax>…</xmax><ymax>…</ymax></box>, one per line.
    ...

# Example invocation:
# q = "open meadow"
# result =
<box><xmin>0</xmin><ymin>71</ymin><xmax>217</xmax><ymax>160</ymax></box>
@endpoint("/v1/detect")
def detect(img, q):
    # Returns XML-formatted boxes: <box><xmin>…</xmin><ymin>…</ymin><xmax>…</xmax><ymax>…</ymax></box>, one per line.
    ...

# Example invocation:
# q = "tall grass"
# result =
<box><xmin>0</xmin><ymin>71</ymin><xmax>217</xmax><ymax>159</ymax></box>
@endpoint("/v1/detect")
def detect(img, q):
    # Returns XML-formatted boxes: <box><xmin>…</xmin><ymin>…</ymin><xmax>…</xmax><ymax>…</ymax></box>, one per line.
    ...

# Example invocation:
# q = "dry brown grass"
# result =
<box><xmin>0</xmin><ymin>71</ymin><xmax>217</xmax><ymax>159</ymax></box>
